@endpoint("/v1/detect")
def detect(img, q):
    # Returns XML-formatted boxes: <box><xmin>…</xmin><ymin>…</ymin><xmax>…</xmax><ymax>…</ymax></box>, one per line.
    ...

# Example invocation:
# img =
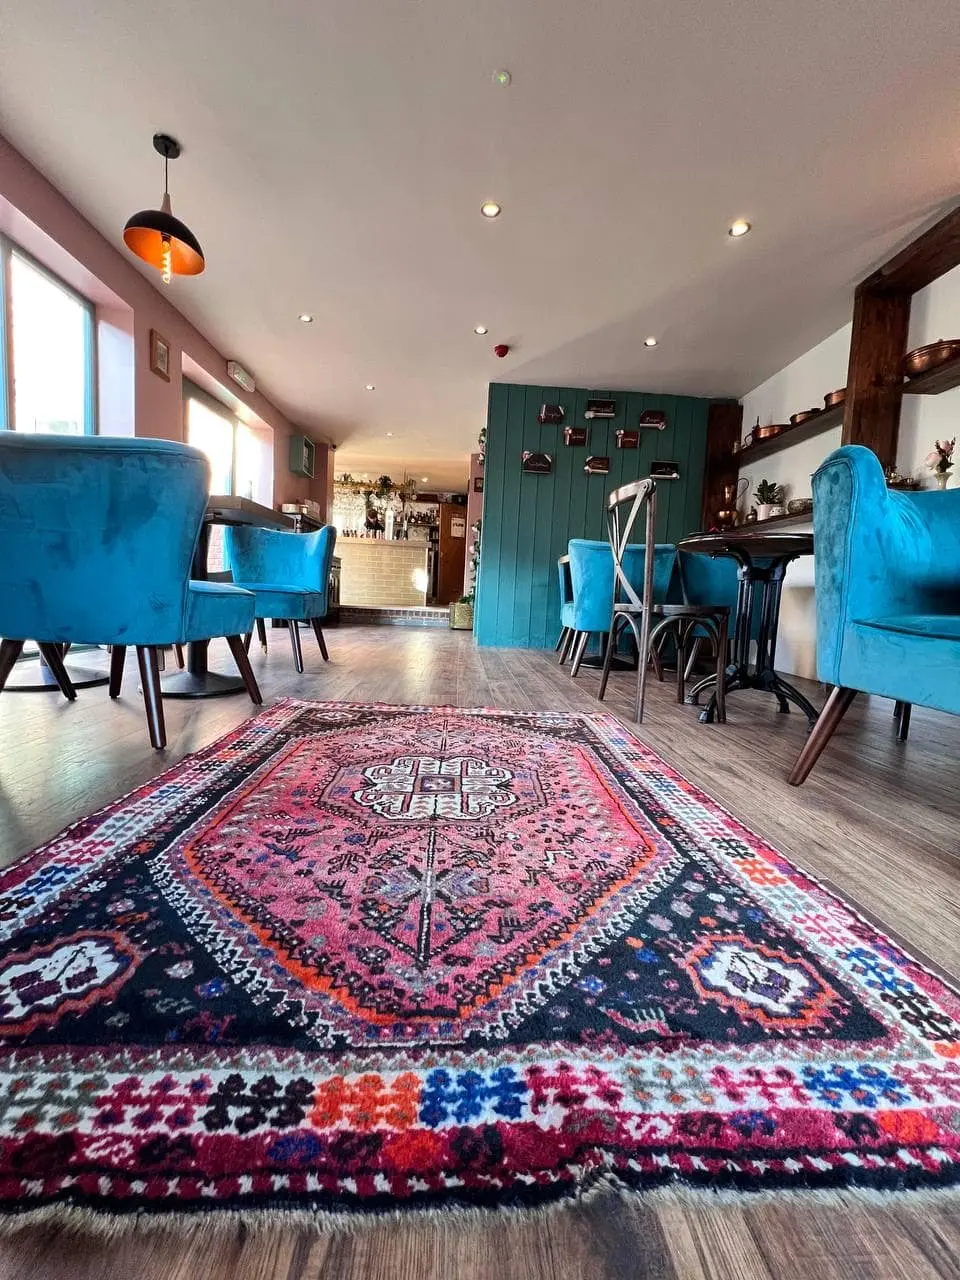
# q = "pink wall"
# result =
<box><xmin>0</xmin><ymin>133</ymin><xmax>331</xmax><ymax>515</ymax></box>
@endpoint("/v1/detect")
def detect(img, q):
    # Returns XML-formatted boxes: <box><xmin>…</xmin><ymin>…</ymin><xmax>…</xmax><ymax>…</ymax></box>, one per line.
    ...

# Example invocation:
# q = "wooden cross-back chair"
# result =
<box><xmin>598</xmin><ymin>478</ymin><xmax>730</xmax><ymax>724</ymax></box>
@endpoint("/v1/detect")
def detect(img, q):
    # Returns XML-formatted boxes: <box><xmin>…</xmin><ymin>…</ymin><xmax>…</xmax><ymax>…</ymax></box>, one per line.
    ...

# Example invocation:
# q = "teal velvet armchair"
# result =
<box><xmin>224</xmin><ymin>525</ymin><xmax>338</xmax><ymax>673</ymax></box>
<box><xmin>789</xmin><ymin>444</ymin><xmax>960</xmax><ymax>784</ymax></box>
<box><xmin>0</xmin><ymin>434</ymin><xmax>262</xmax><ymax>749</ymax></box>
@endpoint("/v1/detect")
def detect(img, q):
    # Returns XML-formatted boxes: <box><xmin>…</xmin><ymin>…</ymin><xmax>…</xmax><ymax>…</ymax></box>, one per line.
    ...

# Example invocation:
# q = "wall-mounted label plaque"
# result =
<box><xmin>522</xmin><ymin>451</ymin><xmax>553</xmax><ymax>475</ymax></box>
<box><xmin>584</xmin><ymin>455</ymin><xmax>610</xmax><ymax>475</ymax></box>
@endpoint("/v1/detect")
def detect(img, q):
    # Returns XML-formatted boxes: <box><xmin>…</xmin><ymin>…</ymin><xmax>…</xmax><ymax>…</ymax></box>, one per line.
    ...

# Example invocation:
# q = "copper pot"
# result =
<box><xmin>823</xmin><ymin>388</ymin><xmax>846</xmax><ymax>409</ymax></box>
<box><xmin>790</xmin><ymin>408</ymin><xmax>821</xmax><ymax>425</ymax></box>
<box><xmin>902</xmin><ymin>339</ymin><xmax>960</xmax><ymax>378</ymax></box>
<box><xmin>754</xmin><ymin>423</ymin><xmax>786</xmax><ymax>440</ymax></box>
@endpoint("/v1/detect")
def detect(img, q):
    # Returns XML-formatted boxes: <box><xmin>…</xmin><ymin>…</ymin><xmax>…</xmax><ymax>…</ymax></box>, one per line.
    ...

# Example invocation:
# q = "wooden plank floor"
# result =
<box><xmin>1</xmin><ymin>626</ymin><xmax>959</xmax><ymax>1280</ymax></box>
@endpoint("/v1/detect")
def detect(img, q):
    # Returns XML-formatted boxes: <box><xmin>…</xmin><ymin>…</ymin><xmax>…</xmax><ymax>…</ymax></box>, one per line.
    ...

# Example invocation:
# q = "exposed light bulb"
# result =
<box><xmin>160</xmin><ymin>235</ymin><xmax>172</xmax><ymax>285</ymax></box>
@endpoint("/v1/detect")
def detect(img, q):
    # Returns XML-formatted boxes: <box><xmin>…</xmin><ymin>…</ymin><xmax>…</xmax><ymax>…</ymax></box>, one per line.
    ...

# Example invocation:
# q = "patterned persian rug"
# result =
<box><xmin>1</xmin><ymin>699</ymin><xmax>958</xmax><ymax>1230</ymax></box>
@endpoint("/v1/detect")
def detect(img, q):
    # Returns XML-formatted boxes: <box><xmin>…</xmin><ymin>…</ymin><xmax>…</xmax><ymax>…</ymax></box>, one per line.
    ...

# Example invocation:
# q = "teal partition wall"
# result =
<box><xmin>475</xmin><ymin>382</ymin><xmax>712</xmax><ymax>649</ymax></box>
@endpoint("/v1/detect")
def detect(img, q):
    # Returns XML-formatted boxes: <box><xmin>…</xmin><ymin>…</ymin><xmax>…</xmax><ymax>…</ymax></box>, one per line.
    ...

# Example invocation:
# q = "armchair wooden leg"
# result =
<box><xmin>135</xmin><ymin>646</ymin><xmax>166</xmax><ymax>750</ymax></box>
<box><xmin>0</xmin><ymin>639</ymin><xmax>25</xmax><ymax>693</ymax></box>
<box><xmin>558</xmin><ymin>629</ymin><xmax>574</xmax><ymax>665</ymax></box>
<box><xmin>554</xmin><ymin>626</ymin><xmax>570</xmax><ymax>653</ymax></box>
<box><xmin>310</xmin><ymin>618</ymin><xmax>330</xmax><ymax>661</ymax></box>
<box><xmin>174</xmin><ymin>643</ymin><xmax>185</xmax><ymax>669</ymax></box>
<box><xmin>38</xmin><ymin>643</ymin><xmax>77</xmax><ymax>701</ymax></box>
<box><xmin>226</xmin><ymin>635</ymin><xmax>263</xmax><ymax>705</ymax></box>
<box><xmin>256</xmin><ymin>618</ymin><xmax>268</xmax><ymax>653</ymax></box>
<box><xmin>788</xmin><ymin>686</ymin><xmax>857</xmax><ymax>786</ymax></box>
<box><xmin>287</xmin><ymin>620</ymin><xmax>304</xmax><ymax>673</ymax></box>
<box><xmin>893</xmin><ymin>700</ymin><xmax>912</xmax><ymax>741</ymax></box>
<box><xmin>109</xmin><ymin>645</ymin><xmax>127</xmax><ymax>698</ymax></box>
<box><xmin>569</xmin><ymin>631</ymin><xmax>589</xmax><ymax>678</ymax></box>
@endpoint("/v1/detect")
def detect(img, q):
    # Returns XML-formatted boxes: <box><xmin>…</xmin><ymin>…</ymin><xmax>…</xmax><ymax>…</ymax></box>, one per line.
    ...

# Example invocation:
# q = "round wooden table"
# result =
<box><xmin>677</xmin><ymin>528</ymin><xmax>819</xmax><ymax>725</ymax></box>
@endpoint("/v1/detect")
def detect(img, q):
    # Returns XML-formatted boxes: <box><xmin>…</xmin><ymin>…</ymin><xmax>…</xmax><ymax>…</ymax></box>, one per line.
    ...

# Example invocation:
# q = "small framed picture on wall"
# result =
<box><xmin>150</xmin><ymin>330</ymin><xmax>171</xmax><ymax>382</ymax></box>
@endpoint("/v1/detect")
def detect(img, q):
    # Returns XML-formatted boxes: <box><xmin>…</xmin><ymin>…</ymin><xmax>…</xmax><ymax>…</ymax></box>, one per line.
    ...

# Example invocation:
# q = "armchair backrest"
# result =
<box><xmin>813</xmin><ymin>445</ymin><xmax>960</xmax><ymax>682</ymax></box>
<box><xmin>224</xmin><ymin>524</ymin><xmax>338</xmax><ymax>607</ymax></box>
<box><xmin>0</xmin><ymin>434</ymin><xmax>208</xmax><ymax>644</ymax></box>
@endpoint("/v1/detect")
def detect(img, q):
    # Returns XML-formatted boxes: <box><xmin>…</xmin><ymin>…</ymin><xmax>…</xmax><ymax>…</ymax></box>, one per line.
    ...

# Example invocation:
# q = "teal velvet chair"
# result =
<box><xmin>566</xmin><ymin>538</ymin><xmax>677</xmax><ymax>676</ymax></box>
<box><xmin>789</xmin><ymin>444</ymin><xmax>960</xmax><ymax>784</ymax></box>
<box><xmin>224</xmin><ymin>525</ymin><xmax>338</xmax><ymax>673</ymax></box>
<box><xmin>0</xmin><ymin>434</ymin><xmax>262</xmax><ymax>749</ymax></box>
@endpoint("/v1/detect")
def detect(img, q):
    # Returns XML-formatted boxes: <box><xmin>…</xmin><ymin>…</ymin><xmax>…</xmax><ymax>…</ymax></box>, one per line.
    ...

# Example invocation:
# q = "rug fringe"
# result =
<box><xmin>2</xmin><ymin>1175</ymin><xmax>960</xmax><ymax>1242</ymax></box>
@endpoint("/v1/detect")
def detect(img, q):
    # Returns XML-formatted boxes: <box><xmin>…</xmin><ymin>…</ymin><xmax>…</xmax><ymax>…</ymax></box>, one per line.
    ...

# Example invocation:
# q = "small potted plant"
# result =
<box><xmin>925</xmin><ymin>438</ymin><xmax>955</xmax><ymax>489</ymax></box>
<box><xmin>754</xmin><ymin>479</ymin><xmax>785</xmax><ymax>521</ymax></box>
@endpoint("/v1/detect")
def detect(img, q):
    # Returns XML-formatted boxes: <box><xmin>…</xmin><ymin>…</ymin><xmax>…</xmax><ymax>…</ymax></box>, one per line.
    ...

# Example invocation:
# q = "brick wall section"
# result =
<box><xmin>337</xmin><ymin>541</ymin><xmax>429</xmax><ymax>607</ymax></box>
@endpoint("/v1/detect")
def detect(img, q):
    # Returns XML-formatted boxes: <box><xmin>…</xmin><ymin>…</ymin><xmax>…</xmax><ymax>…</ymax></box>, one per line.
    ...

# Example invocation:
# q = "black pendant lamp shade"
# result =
<box><xmin>123</xmin><ymin>134</ymin><xmax>204</xmax><ymax>280</ymax></box>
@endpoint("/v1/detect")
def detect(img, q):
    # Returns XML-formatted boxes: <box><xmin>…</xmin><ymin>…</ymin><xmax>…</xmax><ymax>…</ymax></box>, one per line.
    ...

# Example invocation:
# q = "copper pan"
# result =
<box><xmin>824</xmin><ymin>388</ymin><xmax>846</xmax><ymax>409</ymax></box>
<box><xmin>902</xmin><ymin>339</ymin><xmax>960</xmax><ymax>378</ymax></box>
<box><xmin>754</xmin><ymin>424</ymin><xmax>787</xmax><ymax>440</ymax></box>
<box><xmin>790</xmin><ymin>408</ymin><xmax>821</xmax><ymax>425</ymax></box>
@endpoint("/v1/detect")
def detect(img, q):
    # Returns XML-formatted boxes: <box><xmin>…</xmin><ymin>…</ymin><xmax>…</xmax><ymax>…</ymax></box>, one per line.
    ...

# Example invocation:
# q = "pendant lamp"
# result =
<box><xmin>123</xmin><ymin>134</ymin><xmax>204</xmax><ymax>283</ymax></box>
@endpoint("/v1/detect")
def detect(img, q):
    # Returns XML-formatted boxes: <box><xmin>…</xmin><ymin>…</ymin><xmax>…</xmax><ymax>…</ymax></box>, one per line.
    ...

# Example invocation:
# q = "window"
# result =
<box><xmin>184</xmin><ymin>383</ymin><xmax>273</xmax><ymax>503</ymax></box>
<box><xmin>0</xmin><ymin>241</ymin><xmax>96</xmax><ymax>433</ymax></box>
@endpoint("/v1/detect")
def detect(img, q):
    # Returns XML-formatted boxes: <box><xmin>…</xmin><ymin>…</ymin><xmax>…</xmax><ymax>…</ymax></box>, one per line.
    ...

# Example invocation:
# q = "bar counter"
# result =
<box><xmin>336</xmin><ymin>539</ymin><xmax>430</xmax><ymax>607</ymax></box>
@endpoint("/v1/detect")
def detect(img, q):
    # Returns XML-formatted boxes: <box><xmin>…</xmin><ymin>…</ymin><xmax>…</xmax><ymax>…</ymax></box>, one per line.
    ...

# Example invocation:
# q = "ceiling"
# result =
<box><xmin>1</xmin><ymin>0</ymin><xmax>958</xmax><ymax>490</ymax></box>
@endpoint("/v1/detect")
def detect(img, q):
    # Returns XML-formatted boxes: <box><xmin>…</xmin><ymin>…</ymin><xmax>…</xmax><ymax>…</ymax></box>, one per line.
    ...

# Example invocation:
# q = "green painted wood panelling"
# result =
<box><xmin>475</xmin><ymin>382</ymin><xmax>712</xmax><ymax>649</ymax></box>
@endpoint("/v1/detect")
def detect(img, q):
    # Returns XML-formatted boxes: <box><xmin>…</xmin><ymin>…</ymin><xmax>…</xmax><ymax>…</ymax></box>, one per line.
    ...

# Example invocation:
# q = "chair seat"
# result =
<box><xmin>856</xmin><ymin>613</ymin><xmax>960</xmax><ymax>642</ymax></box>
<box><xmin>184</xmin><ymin>581</ymin><xmax>256</xmax><ymax>642</ymax></box>
<box><xmin>230</xmin><ymin>582</ymin><xmax>326</xmax><ymax>621</ymax></box>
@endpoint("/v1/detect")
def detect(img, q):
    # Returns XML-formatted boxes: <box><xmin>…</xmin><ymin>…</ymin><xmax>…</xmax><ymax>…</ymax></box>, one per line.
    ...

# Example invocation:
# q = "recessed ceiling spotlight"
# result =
<box><xmin>421</xmin><ymin>475</ymin><xmax>429</xmax><ymax>482</ymax></box>
<box><xmin>474</xmin><ymin>325</ymin><xmax>488</xmax><ymax>335</ymax></box>
<box><xmin>728</xmin><ymin>219</ymin><xmax>752</xmax><ymax>238</ymax></box>
<box><xmin>480</xmin><ymin>201</ymin><xmax>502</xmax><ymax>219</ymax></box>
<box><xmin>644</xmin><ymin>336</ymin><xmax>658</xmax><ymax>347</ymax></box>
<box><xmin>298</xmin><ymin>313</ymin><xmax>314</xmax><ymax>323</ymax></box>
<box><xmin>385</xmin><ymin>431</ymin><xmax>394</xmax><ymax>437</ymax></box>
<box><xmin>364</xmin><ymin>384</ymin><xmax>376</xmax><ymax>391</ymax></box>
<box><xmin>493</xmin><ymin>69</ymin><xmax>512</xmax><ymax>86</ymax></box>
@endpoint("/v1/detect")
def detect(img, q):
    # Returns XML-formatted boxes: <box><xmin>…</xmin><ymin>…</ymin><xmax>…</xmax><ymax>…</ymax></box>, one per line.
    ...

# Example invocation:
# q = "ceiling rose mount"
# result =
<box><xmin>123</xmin><ymin>133</ymin><xmax>205</xmax><ymax>283</ymax></box>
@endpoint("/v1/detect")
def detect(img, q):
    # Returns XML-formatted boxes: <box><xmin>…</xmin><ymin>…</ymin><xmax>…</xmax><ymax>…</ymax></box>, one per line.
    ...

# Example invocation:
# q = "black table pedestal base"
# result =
<box><xmin>688</xmin><ymin>665</ymin><xmax>820</xmax><ymax>726</ymax></box>
<box><xmin>4</xmin><ymin>657</ymin><xmax>110</xmax><ymax>692</ymax></box>
<box><xmin>159</xmin><ymin>670</ymin><xmax>246</xmax><ymax>699</ymax></box>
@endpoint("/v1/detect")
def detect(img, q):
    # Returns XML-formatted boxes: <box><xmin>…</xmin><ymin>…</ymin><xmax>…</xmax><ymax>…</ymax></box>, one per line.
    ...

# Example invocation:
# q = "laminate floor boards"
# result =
<box><xmin>1</xmin><ymin>625</ymin><xmax>959</xmax><ymax>1280</ymax></box>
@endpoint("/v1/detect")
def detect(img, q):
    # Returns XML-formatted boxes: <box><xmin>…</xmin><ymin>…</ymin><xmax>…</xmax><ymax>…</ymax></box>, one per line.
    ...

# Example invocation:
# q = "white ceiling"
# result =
<box><xmin>1</xmin><ymin>0</ymin><xmax>959</xmax><ymax>490</ymax></box>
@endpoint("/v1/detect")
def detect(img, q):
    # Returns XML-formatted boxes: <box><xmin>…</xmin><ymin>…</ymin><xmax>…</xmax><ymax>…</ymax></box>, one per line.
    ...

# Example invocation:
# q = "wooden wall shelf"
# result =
<box><xmin>735</xmin><ymin>402</ymin><xmax>844</xmax><ymax>467</ymax></box>
<box><xmin>901</xmin><ymin>351</ymin><xmax>960</xmax><ymax>396</ymax></box>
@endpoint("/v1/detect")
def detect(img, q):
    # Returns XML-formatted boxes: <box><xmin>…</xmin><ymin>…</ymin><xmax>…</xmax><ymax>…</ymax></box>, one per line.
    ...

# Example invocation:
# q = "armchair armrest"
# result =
<box><xmin>812</xmin><ymin>445</ymin><xmax>960</xmax><ymax>683</ymax></box>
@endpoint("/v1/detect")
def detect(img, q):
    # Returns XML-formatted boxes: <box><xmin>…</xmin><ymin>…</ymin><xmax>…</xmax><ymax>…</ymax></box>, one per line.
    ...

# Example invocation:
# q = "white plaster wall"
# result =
<box><xmin>738</xmin><ymin>326</ymin><xmax>850</xmax><ymax>679</ymax></box>
<box><xmin>737</xmin><ymin>262</ymin><xmax>960</xmax><ymax>680</ymax></box>
<box><xmin>899</xmin><ymin>263</ymin><xmax>960</xmax><ymax>479</ymax></box>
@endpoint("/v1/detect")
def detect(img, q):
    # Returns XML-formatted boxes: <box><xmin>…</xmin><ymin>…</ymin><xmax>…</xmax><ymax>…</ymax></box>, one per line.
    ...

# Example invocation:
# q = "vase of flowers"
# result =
<box><xmin>926</xmin><ymin>438</ymin><xmax>955</xmax><ymax>489</ymax></box>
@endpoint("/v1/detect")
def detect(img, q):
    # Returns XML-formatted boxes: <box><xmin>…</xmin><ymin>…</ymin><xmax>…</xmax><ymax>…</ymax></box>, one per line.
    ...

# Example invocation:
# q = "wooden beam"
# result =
<box><xmin>841</xmin><ymin>287</ymin><xmax>910</xmax><ymax>470</ymax></box>
<box><xmin>700</xmin><ymin>401</ymin><xmax>742</xmax><ymax>530</ymax></box>
<box><xmin>859</xmin><ymin>203</ymin><xmax>960</xmax><ymax>295</ymax></box>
